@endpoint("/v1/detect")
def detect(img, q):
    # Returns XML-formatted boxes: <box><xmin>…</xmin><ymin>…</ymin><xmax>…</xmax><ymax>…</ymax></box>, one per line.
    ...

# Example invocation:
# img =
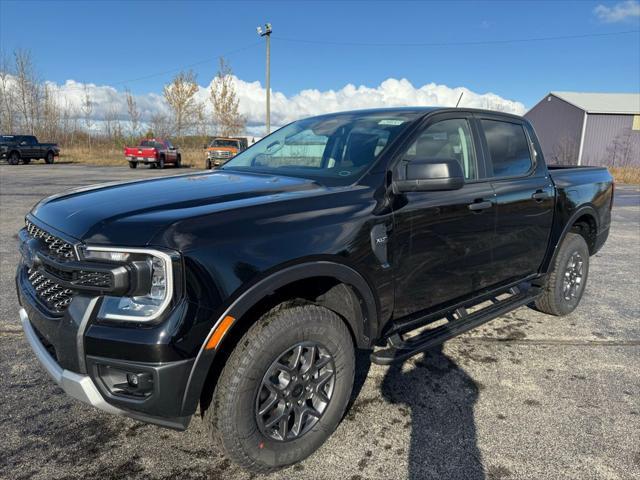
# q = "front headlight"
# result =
<box><xmin>81</xmin><ymin>246</ymin><xmax>174</xmax><ymax>322</ymax></box>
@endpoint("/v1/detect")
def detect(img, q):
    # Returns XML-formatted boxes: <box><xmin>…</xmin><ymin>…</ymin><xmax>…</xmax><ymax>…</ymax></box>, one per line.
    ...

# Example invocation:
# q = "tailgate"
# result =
<box><xmin>125</xmin><ymin>147</ymin><xmax>157</xmax><ymax>158</ymax></box>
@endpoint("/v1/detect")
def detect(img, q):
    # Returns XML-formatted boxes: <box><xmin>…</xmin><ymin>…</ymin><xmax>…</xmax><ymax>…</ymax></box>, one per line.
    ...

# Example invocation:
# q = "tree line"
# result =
<box><xmin>0</xmin><ymin>50</ymin><xmax>246</xmax><ymax>149</ymax></box>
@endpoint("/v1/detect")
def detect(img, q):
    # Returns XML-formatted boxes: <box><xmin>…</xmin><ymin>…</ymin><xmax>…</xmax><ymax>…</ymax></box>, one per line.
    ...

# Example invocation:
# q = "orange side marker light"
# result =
<box><xmin>205</xmin><ymin>315</ymin><xmax>235</xmax><ymax>350</ymax></box>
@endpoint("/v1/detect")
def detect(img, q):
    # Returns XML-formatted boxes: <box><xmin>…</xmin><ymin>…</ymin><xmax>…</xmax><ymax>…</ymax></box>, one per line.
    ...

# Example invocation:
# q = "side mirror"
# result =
<box><xmin>393</xmin><ymin>158</ymin><xmax>464</xmax><ymax>193</ymax></box>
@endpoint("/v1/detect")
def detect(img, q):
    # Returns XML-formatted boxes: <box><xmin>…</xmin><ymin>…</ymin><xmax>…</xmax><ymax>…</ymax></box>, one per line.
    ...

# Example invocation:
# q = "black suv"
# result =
<box><xmin>17</xmin><ymin>108</ymin><xmax>612</xmax><ymax>472</ymax></box>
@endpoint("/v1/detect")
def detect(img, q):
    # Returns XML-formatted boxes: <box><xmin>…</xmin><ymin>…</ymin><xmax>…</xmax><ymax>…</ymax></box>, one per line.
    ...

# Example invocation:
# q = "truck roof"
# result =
<box><xmin>306</xmin><ymin>106</ymin><xmax>525</xmax><ymax>121</ymax></box>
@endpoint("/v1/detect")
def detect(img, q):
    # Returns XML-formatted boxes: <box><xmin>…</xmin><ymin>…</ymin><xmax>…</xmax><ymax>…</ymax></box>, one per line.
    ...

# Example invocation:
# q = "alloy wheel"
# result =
<box><xmin>255</xmin><ymin>341</ymin><xmax>336</xmax><ymax>442</ymax></box>
<box><xmin>562</xmin><ymin>251</ymin><xmax>584</xmax><ymax>301</ymax></box>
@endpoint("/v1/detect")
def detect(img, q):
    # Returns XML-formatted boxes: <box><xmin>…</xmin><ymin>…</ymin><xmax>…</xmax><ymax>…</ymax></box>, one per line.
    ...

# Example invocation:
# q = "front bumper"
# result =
<box><xmin>20</xmin><ymin>307</ymin><xmax>121</xmax><ymax>414</ymax></box>
<box><xmin>19</xmin><ymin>306</ymin><xmax>193</xmax><ymax>430</ymax></box>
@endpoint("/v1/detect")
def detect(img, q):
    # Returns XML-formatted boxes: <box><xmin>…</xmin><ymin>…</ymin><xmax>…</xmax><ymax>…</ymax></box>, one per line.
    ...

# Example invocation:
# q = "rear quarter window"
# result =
<box><xmin>481</xmin><ymin>120</ymin><xmax>533</xmax><ymax>178</ymax></box>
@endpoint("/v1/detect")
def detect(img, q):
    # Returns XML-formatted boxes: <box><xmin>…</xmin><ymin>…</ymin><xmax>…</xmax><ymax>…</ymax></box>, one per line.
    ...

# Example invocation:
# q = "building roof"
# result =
<box><xmin>550</xmin><ymin>91</ymin><xmax>640</xmax><ymax>115</ymax></box>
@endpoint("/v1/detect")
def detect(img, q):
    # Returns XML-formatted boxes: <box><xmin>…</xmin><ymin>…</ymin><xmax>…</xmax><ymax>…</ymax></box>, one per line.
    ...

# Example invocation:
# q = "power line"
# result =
<box><xmin>51</xmin><ymin>40</ymin><xmax>262</xmax><ymax>93</ymax></box>
<box><xmin>272</xmin><ymin>29</ymin><xmax>640</xmax><ymax>48</ymax></box>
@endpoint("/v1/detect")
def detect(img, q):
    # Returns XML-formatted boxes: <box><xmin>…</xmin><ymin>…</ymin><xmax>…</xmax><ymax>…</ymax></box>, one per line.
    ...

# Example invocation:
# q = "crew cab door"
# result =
<box><xmin>20</xmin><ymin>136</ymin><xmax>37</xmax><ymax>158</ymax></box>
<box><xmin>391</xmin><ymin>114</ymin><xmax>497</xmax><ymax>318</ymax></box>
<box><xmin>165</xmin><ymin>140</ymin><xmax>177</xmax><ymax>162</ymax></box>
<box><xmin>476</xmin><ymin>114</ymin><xmax>554</xmax><ymax>284</ymax></box>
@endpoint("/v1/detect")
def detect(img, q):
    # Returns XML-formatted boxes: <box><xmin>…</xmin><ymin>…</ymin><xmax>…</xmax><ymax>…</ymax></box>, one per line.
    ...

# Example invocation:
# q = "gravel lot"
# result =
<box><xmin>1</xmin><ymin>164</ymin><xmax>638</xmax><ymax>480</ymax></box>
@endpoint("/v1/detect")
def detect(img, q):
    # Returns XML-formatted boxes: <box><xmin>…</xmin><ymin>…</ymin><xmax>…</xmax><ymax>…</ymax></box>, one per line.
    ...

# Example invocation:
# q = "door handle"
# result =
<box><xmin>532</xmin><ymin>190</ymin><xmax>548</xmax><ymax>202</ymax></box>
<box><xmin>468</xmin><ymin>201</ymin><xmax>493</xmax><ymax>211</ymax></box>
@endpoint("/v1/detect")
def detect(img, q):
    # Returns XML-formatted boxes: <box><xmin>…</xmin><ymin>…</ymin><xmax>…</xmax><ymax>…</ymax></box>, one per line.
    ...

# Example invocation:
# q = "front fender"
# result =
<box><xmin>179</xmin><ymin>260</ymin><xmax>378</xmax><ymax>416</ymax></box>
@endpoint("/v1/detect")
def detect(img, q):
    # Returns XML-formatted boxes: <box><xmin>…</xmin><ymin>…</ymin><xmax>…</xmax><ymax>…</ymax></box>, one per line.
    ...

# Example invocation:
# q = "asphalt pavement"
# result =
<box><xmin>1</xmin><ymin>164</ymin><xmax>638</xmax><ymax>480</ymax></box>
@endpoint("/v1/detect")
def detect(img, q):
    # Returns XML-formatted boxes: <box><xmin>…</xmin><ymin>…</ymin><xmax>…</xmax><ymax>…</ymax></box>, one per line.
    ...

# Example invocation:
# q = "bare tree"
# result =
<box><xmin>40</xmin><ymin>83</ymin><xmax>61</xmax><ymax>140</ymax></box>
<box><xmin>125</xmin><ymin>88</ymin><xmax>140</xmax><ymax>138</ymax></box>
<box><xmin>163</xmin><ymin>70</ymin><xmax>200</xmax><ymax>139</ymax></box>
<box><xmin>0</xmin><ymin>52</ymin><xmax>17</xmax><ymax>133</ymax></box>
<box><xmin>607</xmin><ymin>128</ymin><xmax>638</xmax><ymax>168</ymax></box>
<box><xmin>210</xmin><ymin>57</ymin><xmax>245</xmax><ymax>137</ymax></box>
<box><xmin>103</xmin><ymin>105</ymin><xmax>120</xmax><ymax>142</ymax></box>
<box><xmin>551</xmin><ymin>135</ymin><xmax>579</xmax><ymax>165</ymax></box>
<box><xmin>81</xmin><ymin>85</ymin><xmax>93</xmax><ymax>150</ymax></box>
<box><xmin>195</xmin><ymin>104</ymin><xmax>210</xmax><ymax>139</ymax></box>
<box><xmin>13</xmin><ymin>49</ymin><xmax>41</xmax><ymax>133</ymax></box>
<box><xmin>149</xmin><ymin>113</ymin><xmax>171</xmax><ymax>139</ymax></box>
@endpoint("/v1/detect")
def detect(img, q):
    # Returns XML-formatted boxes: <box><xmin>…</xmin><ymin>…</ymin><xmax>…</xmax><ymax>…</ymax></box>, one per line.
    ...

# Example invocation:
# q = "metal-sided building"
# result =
<box><xmin>524</xmin><ymin>92</ymin><xmax>640</xmax><ymax>167</ymax></box>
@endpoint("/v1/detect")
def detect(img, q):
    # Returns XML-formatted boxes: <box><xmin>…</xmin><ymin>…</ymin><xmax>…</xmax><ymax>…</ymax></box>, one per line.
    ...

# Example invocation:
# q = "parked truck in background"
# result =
<box><xmin>124</xmin><ymin>139</ymin><xmax>181</xmax><ymax>169</ymax></box>
<box><xmin>205</xmin><ymin>137</ymin><xmax>248</xmax><ymax>169</ymax></box>
<box><xmin>17</xmin><ymin>107</ymin><xmax>613</xmax><ymax>473</ymax></box>
<box><xmin>1</xmin><ymin>135</ymin><xmax>60</xmax><ymax>165</ymax></box>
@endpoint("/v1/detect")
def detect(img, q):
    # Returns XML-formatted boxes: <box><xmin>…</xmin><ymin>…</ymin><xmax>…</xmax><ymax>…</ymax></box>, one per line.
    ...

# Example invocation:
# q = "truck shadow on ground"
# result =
<box><xmin>367</xmin><ymin>345</ymin><xmax>484</xmax><ymax>480</ymax></box>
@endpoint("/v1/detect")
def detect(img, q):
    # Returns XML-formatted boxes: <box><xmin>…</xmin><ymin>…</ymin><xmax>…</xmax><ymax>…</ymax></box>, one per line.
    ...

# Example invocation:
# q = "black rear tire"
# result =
<box><xmin>8</xmin><ymin>152</ymin><xmax>19</xmax><ymax>165</ymax></box>
<box><xmin>158</xmin><ymin>156</ymin><xmax>165</xmax><ymax>169</ymax></box>
<box><xmin>129</xmin><ymin>161</ymin><xmax>137</xmax><ymax>169</ymax></box>
<box><xmin>535</xmin><ymin>232</ymin><xmax>589</xmax><ymax>316</ymax></box>
<box><xmin>45</xmin><ymin>151</ymin><xmax>55</xmax><ymax>164</ymax></box>
<box><xmin>204</xmin><ymin>303</ymin><xmax>355</xmax><ymax>473</ymax></box>
<box><xmin>206</xmin><ymin>159</ymin><xmax>212</xmax><ymax>169</ymax></box>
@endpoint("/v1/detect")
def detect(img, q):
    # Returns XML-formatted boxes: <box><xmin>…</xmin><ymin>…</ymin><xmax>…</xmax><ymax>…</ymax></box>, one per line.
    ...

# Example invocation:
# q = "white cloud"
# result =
<box><xmin>45</xmin><ymin>75</ymin><xmax>526</xmax><ymax>134</ymax></box>
<box><xmin>594</xmin><ymin>0</ymin><xmax>640</xmax><ymax>22</ymax></box>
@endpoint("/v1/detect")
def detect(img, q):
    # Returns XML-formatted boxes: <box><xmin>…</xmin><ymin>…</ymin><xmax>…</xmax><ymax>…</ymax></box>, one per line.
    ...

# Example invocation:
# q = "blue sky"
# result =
<box><xmin>1</xmin><ymin>0</ymin><xmax>638</xmax><ymax>120</ymax></box>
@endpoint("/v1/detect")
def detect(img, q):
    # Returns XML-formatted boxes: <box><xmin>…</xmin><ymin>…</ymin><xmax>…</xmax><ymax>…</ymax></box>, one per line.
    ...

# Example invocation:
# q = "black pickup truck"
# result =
<box><xmin>1</xmin><ymin>135</ymin><xmax>60</xmax><ymax>165</ymax></box>
<box><xmin>16</xmin><ymin>108</ymin><xmax>613</xmax><ymax>472</ymax></box>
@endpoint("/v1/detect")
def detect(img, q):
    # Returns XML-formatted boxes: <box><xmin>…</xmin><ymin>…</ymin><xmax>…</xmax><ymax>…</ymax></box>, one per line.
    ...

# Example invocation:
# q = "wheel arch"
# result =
<box><xmin>543</xmin><ymin>205</ymin><xmax>599</xmax><ymax>274</ymax></box>
<box><xmin>180</xmin><ymin>260</ymin><xmax>379</xmax><ymax>417</ymax></box>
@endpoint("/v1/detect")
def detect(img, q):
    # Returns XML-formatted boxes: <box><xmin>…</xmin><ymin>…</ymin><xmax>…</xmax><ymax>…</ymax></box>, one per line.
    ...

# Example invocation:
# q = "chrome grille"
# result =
<box><xmin>25</xmin><ymin>220</ymin><xmax>76</xmax><ymax>260</ymax></box>
<box><xmin>27</xmin><ymin>267</ymin><xmax>74</xmax><ymax>312</ymax></box>
<box><xmin>213</xmin><ymin>150</ymin><xmax>232</xmax><ymax>157</ymax></box>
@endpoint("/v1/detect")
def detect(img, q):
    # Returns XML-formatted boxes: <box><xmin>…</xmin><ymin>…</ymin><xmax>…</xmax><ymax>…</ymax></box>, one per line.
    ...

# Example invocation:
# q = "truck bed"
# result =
<box><xmin>547</xmin><ymin>164</ymin><xmax>613</xmax><ymax>257</ymax></box>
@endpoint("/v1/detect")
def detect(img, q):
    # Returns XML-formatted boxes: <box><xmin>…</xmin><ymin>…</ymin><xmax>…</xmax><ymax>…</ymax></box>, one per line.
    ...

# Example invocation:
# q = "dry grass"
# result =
<box><xmin>609</xmin><ymin>167</ymin><xmax>640</xmax><ymax>185</ymax></box>
<box><xmin>60</xmin><ymin>146</ymin><xmax>209</xmax><ymax>169</ymax></box>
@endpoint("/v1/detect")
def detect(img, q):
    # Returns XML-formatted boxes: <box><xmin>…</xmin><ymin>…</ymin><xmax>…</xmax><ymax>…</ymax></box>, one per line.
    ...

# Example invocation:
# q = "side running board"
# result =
<box><xmin>370</xmin><ymin>285</ymin><xmax>542</xmax><ymax>365</ymax></box>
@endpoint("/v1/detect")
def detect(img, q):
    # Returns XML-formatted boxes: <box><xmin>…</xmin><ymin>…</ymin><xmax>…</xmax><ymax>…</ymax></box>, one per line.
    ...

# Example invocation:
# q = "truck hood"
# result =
<box><xmin>31</xmin><ymin>171</ymin><xmax>324</xmax><ymax>245</ymax></box>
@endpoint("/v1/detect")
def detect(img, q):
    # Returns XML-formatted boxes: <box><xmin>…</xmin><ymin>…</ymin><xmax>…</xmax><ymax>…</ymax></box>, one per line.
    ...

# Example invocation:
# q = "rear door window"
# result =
<box><xmin>481</xmin><ymin>120</ymin><xmax>533</xmax><ymax>178</ymax></box>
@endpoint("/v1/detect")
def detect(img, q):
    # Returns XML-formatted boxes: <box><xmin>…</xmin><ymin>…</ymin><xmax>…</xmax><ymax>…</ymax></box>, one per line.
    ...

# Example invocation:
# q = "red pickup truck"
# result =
<box><xmin>124</xmin><ymin>139</ymin><xmax>181</xmax><ymax>169</ymax></box>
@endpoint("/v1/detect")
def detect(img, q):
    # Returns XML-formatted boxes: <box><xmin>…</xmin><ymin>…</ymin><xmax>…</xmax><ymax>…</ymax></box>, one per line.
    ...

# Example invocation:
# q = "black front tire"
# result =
<box><xmin>535</xmin><ymin>232</ymin><xmax>589</xmax><ymax>316</ymax></box>
<box><xmin>8</xmin><ymin>152</ymin><xmax>19</xmax><ymax>165</ymax></box>
<box><xmin>175</xmin><ymin>155</ymin><xmax>181</xmax><ymax>168</ymax></box>
<box><xmin>204</xmin><ymin>303</ymin><xmax>355</xmax><ymax>473</ymax></box>
<box><xmin>129</xmin><ymin>161</ymin><xmax>137</xmax><ymax>169</ymax></box>
<box><xmin>45</xmin><ymin>151</ymin><xmax>55</xmax><ymax>164</ymax></box>
<box><xmin>206</xmin><ymin>159</ymin><xmax>212</xmax><ymax>169</ymax></box>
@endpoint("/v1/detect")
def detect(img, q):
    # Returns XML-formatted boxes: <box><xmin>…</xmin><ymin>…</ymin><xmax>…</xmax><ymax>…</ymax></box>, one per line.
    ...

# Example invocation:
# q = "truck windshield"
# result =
<box><xmin>211</xmin><ymin>139</ymin><xmax>239</xmax><ymax>148</ymax></box>
<box><xmin>221</xmin><ymin>111</ymin><xmax>420</xmax><ymax>186</ymax></box>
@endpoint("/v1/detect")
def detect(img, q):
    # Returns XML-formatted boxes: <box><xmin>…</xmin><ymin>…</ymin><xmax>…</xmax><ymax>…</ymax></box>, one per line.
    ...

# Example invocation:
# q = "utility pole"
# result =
<box><xmin>257</xmin><ymin>22</ymin><xmax>272</xmax><ymax>134</ymax></box>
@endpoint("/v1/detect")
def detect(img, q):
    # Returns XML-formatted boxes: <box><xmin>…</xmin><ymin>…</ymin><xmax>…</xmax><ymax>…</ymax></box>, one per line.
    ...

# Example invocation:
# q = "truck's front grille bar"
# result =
<box><xmin>25</xmin><ymin>220</ymin><xmax>76</xmax><ymax>261</ymax></box>
<box><xmin>27</xmin><ymin>267</ymin><xmax>74</xmax><ymax>312</ymax></box>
